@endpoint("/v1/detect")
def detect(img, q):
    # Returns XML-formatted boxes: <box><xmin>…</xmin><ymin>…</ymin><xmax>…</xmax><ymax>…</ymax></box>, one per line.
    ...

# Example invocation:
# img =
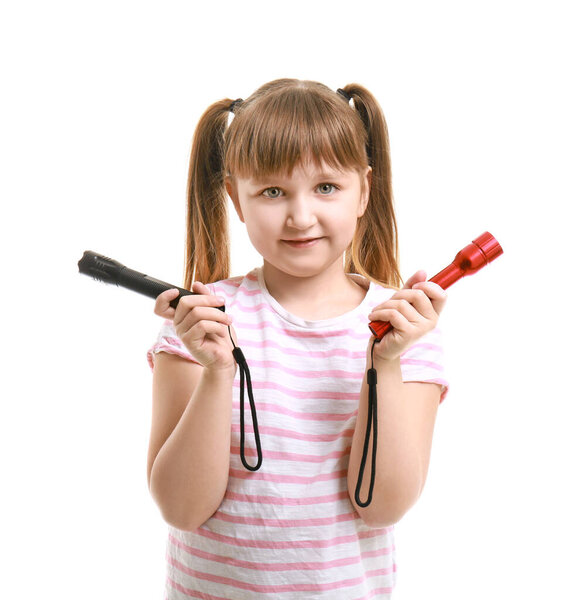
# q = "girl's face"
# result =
<box><xmin>226</xmin><ymin>161</ymin><xmax>371</xmax><ymax>281</ymax></box>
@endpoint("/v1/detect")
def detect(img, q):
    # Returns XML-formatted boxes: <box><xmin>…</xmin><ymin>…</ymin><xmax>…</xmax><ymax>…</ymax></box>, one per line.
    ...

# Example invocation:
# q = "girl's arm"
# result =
<box><xmin>147</xmin><ymin>352</ymin><xmax>234</xmax><ymax>531</ymax></box>
<box><xmin>348</xmin><ymin>271</ymin><xmax>447</xmax><ymax>527</ymax></box>
<box><xmin>348</xmin><ymin>358</ymin><xmax>441</xmax><ymax>527</ymax></box>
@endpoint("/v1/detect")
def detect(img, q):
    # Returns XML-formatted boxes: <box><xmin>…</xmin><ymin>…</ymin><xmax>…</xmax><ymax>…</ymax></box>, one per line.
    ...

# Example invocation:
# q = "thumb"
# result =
<box><xmin>402</xmin><ymin>270</ymin><xmax>427</xmax><ymax>289</ymax></box>
<box><xmin>192</xmin><ymin>281</ymin><xmax>211</xmax><ymax>294</ymax></box>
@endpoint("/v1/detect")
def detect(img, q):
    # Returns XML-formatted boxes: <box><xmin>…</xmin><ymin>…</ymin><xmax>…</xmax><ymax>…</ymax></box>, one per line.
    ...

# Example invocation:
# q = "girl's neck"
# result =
<box><xmin>261</xmin><ymin>260</ymin><xmax>368</xmax><ymax>321</ymax></box>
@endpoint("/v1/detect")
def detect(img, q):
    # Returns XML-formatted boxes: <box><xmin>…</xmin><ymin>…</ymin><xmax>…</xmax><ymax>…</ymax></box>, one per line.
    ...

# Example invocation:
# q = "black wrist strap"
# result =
<box><xmin>225</xmin><ymin>324</ymin><xmax>378</xmax><ymax>489</ymax></box>
<box><xmin>228</xmin><ymin>328</ymin><xmax>263</xmax><ymax>471</ymax></box>
<box><xmin>354</xmin><ymin>338</ymin><xmax>379</xmax><ymax>507</ymax></box>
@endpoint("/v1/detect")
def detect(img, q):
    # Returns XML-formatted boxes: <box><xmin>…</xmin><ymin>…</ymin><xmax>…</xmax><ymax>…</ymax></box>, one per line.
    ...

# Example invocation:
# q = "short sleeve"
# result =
<box><xmin>146</xmin><ymin>319</ymin><xmax>201</xmax><ymax>372</ymax></box>
<box><xmin>399</xmin><ymin>326</ymin><xmax>449</xmax><ymax>402</ymax></box>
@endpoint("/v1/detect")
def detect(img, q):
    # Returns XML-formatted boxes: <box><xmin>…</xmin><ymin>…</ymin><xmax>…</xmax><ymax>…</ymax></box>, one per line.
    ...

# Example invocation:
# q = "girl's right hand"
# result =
<box><xmin>154</xmin><ymin>281</ymin><xmax>237</xmax><ymax>373</ymax></box>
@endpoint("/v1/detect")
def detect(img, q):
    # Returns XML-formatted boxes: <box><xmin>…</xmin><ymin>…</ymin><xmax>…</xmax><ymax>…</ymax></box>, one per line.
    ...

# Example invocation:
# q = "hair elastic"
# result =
<box><xmin>229</xmin><ymin>98</ymin><xmax>244</xmax><ymax>113</ymax></box>
<box><xmin>336</xmin><ymin>88</ymin><xmax>352</xmax><ymax>103</ymax></box>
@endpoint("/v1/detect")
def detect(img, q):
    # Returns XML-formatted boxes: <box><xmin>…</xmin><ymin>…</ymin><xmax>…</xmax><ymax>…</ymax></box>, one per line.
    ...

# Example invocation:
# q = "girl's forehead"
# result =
<box><xmin>239</xmin><ymin>158</ymin><xmax>359</xmax><ymax>185</ymax></box>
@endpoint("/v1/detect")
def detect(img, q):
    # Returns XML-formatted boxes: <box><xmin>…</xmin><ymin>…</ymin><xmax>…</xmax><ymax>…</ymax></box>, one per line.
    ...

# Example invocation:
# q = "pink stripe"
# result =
<box><xmin>232</xmin><ymin>445</ymin><xmax>350</xmax><ymax>463</ymax></box>
<box><xmin>147</xmin><ymin>343</ymin><xmax>197</xmax><ymax>370</ymax></box>
<box><xmin>235</xmin><ymin>423</ymin><xmax>355</xmax><ymax>442</ymax></box>
<box><xmin>223</xmin><ymin>490</ymin><xmax>349</xmax><ymax>506</ymax></box>
<box><xmin>168</xmin><ymin>554</ymin><xmax>395</xmax><ymax>594</ymax></box>
<box><xmin>408</xmin><ymin>341</ymin><xmax>442</xmax><ymax>353</ymax></box>
<box><xmin>213</xmin><ymin>282</ymin><xmax>260</xmax><ymax>297</ymax></box>
<box><xmin>151</xmin><ymin>337</ymin><xmax>439</xmax><ymax>365</ymax></box>
<box><xmin>229</xmin><ymin>467</ymin><xmax>346</xmax><ymax>484</ymax></box>
<box><xmin>360</xmin><ymin>586</ymin><xmax>395</xmax><ymax>599</ymax></box>
<box><xmin>149</xmin><ymin>336</ymin><xmax>194</xmax><ymax>358</ymax></box>
<box><xmin>233</xmin><ymin>379</ymin><xmax>360</xmax><ymax>401</ymax></box>
<box><xmin>366</xmin><ymin>566</ymin><xmax>397</xmax><ymax>577</ymax></box>
<box><xmin>234</xmin><ymin>316</ymin><xmax>370</xmax><ymax>340</ymax></box>
<box><xmin>212</xmin><ymin>272</ymin><xmax>257</xmax><ymax>289</ymax></box>
<box><xmin>157</xmin><ymin>344</ymin><xmax>191</xmax><ymax>359</ymax></box>
<box><xmin>212</xmin><ymin>509</ymin><xmax>358</xmax><ymax>528</ymax></box>
<box><xmin>233</xmin><ymin>401</ymin><xmax>358</xmax><ymax>423</ymax></box>
<box><xmin>156</xmin><ymin>323</ymin><xmax>441</xmax><ymax>360</ymax></box>
<box><xmin>361</xmin><ymin>547</ymin><xmax>393</xmax><ymax>560</ymax></box>
<box><xmin>238</xmin><ymin>337</ymin><xmax>366</xmax><ymax>358</ymax></box>
<box><xmin>168</xmin><ymin>577</ymin><xmax>392</xmax><ymax>600</ymax></box>
<box><xmin>243</xmin><ymin>357</ymin><xmax>364</xmax><ymax>379</ymax></box>
<box><xmin>170</xmin><ymin>533</ymin><xmax>390</xmax><ymax>571</ymax></box>
<box><xmin>168</xmin><ymin>576</ymin><xmax>230</xmax><ymax>600</ymax></box>
<box><xmin>402</xmin><ymin>358</ymin><xmax>444</xmax><ymax>371</ymax></box>
<box><xmin>237</xmin><ymin>400</ymin><xmax>355</xmax><ymax>421</ymax></box>
<box><xmin>191</xmin><ymin>525</ymin><xmax>387</xmax><ymax>550</ymax></box>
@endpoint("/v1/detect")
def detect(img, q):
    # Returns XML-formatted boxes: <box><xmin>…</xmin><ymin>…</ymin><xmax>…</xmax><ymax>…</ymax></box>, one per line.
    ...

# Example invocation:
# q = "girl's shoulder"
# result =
<box><xmin>358</xmin><ymin>276</ymin><xmax>401</xmax><ymax>308</ymax></box>
<box><xmin>207</xmin><ymin>268</ymin><xmax>261</xmax><ymax>307</ymax></box>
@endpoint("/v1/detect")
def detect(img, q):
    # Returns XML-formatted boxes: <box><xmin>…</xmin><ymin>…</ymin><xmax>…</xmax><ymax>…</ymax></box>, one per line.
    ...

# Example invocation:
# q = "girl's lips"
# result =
<box><xmin>282</xmin><ymin>237</ymin><xmax>323</xmax><ymax>248</ymax></box>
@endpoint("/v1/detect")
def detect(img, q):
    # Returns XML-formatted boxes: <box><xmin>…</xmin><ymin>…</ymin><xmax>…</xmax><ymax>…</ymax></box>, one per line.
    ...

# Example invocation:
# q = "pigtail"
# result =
<box><xmin>183</xmin><ymin>99</ymin><xmax>234</xmax><ymax>288</ymax></box>
<box><xmin>340</xmin><ymin>85</ymin><xmax>403</xmax><ymax>290</ymax></box>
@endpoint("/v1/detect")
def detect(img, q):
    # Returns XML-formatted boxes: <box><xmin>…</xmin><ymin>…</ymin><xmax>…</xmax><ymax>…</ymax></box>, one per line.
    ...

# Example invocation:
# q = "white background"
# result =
<box><xmin>1</xmin><ymin>1</ymin><xmax>586</xmax><ymax>598</ymax></box>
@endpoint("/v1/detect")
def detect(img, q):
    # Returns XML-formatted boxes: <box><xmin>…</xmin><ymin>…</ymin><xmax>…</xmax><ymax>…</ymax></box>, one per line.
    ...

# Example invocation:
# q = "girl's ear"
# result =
<box><xmin>226</xmin><ymin>176</ymin><xmax>245</xmax><ymax>223</ymax></box>
<box><xmin>358</xmin><ymin>166</ymin><xmax>372</xmax><ymax>217</ymax></box>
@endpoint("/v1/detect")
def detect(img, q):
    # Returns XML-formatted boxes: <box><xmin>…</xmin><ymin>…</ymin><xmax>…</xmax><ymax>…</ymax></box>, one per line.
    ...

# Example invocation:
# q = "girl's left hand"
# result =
<box><xmin>367</xmin><ymin>270</ymin><xmax>447</xmax><ymax>363</ymax></box>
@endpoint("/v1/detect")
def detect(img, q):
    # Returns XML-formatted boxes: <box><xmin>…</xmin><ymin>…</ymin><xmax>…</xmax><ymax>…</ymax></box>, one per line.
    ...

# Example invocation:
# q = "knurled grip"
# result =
<box><xmin>116</xmin><ymin>267</ymin><xmax>225</xmax><ymax>311</ymax></box>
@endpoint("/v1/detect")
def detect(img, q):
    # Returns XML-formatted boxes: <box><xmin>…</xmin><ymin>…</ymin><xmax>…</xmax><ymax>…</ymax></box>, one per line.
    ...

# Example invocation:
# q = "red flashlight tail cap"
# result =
<box><xmin>368</xmin><ymin>232</ymin><xmax>504</xmax><ymax>340</ymax></box>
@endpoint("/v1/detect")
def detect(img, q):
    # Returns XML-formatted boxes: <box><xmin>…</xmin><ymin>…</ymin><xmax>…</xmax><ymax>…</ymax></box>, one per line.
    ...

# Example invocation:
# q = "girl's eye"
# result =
<box><xmin>261</xmin><ymin>187</ymin><xmax>282</xmax><ymax>199</ymax></box>
<box><xmin>260</xmin><ymin>184</ymin><xmax>338</xmax><ymax>198</ymax></box>
<box><xmin>317</xmin><ymin>183</ymin><xmax>337</xmax><ymax>195</ymax></box>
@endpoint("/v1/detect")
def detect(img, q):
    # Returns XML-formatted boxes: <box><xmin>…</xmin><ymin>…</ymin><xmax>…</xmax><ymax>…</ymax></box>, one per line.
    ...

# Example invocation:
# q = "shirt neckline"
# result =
<box><xmin>255</xmin><ymin>266</ymin><xmax>377</xmax><ymax>329</ymax></box>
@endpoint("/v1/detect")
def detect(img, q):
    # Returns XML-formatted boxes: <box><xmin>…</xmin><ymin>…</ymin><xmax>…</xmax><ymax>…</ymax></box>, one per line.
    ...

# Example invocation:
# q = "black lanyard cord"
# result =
<box><xmin>354</xmin><ymin>337</ymin><xmax>380</xmax><ymax>507</ymax></box>
<box><xmin>225</xmin><ymin>324</ymin><xmax>377</xmax><ymax>484</ymax></box>
<box><xmin>228</xmin><ymin>326</ymin><xmax>263</xmax><ymax>471</ymax></box>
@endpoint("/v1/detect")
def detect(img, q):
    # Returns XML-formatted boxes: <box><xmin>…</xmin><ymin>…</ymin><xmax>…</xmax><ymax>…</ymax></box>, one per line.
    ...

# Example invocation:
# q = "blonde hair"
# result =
<box><xmin>184</xmin><ymin>78</ymin><xmax>402</xmax><ymax>289</ymax></box>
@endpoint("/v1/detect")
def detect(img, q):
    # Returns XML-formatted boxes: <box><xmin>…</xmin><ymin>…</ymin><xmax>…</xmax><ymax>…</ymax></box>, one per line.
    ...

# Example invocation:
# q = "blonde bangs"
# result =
<box><xmin>224</xmin><ymin>82</ymin><xmax>369</xmax><ymax>180</ymax></box>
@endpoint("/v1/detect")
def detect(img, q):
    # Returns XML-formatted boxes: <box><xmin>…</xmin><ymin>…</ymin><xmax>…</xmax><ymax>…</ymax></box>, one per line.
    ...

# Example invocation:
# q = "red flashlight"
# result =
<box><xmin>368</xmin><ymin>231</ymin><xmax>504</xmax><ymax>340</ymax></box>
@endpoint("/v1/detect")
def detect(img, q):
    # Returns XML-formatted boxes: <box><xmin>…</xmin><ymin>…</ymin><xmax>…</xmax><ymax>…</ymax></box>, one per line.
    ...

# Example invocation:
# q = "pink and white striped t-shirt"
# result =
<box><xmin>147</xmin><ymin>267</ymin><xmax>449</xmax><ymax>599</ymax></box>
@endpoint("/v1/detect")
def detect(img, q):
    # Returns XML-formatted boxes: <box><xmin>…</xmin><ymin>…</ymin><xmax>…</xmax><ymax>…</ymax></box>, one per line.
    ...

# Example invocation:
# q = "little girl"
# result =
<box><xmin>147</xmin><ymin>78</ymin><xmax>449</xmax><ymax>599</ymax></box>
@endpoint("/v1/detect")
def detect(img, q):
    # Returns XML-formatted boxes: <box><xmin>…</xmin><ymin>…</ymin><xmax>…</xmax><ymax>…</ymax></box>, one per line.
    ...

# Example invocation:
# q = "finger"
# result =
<box><xmin>174</xmin><ymin>290</ymin><xmax>226</xmax><ymax>326</ymax></box>
<box><xmin>412</xmin><ymin>281</ymin><xmax>448</xmax><ymax>315</ymax></box>
<box><xmin>375</xmin><ymin>288</ymin><xmax>433</xmax><ymax>320</ymax></box>
<box><xmin>394</xmin><ymin>288</ymin><xmax>438</xmax><ymax>320</ymax></box>
<box><xmin>154</xmin><ymin>288</ymin><xmax>180</xmax><ymax>319</ymax></box>
<box><xmin>175</xmin><ymin>305</ymin><xmax>233</xmax><ymax>335</ymax></box>
<box><xmin>192</xmin><ymin>280</ymin><xmax>212</xmax><ymax>294</ymax></box>
<box><xmin>369</xmin><ymin>307</ymin><xmax>413</xmax><ymax>333</ymax></box>
<box><xmin>369</xmin><ymin>298</ymin><xmax>421</xmax><ymax>327</ymax></box>
<box><xmin>185</xmin><ymin>318</ymin><xmax>233</xmax><ymax>342</ymax></box>
<box><xmin>402</xmin><ymin>270</ymin><xmax>427</xmax><ymax>290</ymax></box>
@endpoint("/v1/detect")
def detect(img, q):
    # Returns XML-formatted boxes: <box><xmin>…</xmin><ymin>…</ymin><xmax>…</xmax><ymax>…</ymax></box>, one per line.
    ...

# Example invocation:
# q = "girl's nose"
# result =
<box><xmin>285</xmin><ymin>195</ymin><xmax>318</xmax><ymax>229</ymax></box>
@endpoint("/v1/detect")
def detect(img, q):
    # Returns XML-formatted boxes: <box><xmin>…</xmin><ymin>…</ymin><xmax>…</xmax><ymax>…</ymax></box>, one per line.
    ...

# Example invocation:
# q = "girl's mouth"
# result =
<box><xmin>282</xmin><ymin>238</ymin><xmax>323</xmax><ymax>248</ymax></box>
